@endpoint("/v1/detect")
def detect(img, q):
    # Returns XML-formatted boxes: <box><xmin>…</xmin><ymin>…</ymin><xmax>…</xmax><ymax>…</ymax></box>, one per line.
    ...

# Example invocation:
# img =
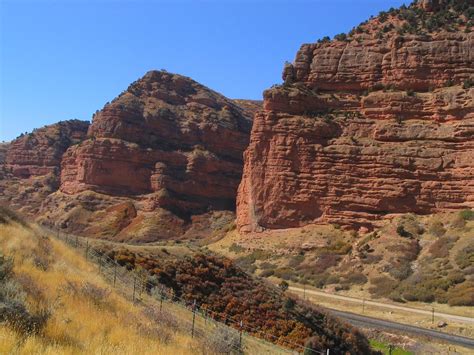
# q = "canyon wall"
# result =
<box><xmin>237</xmin><ymin>1</ymin><xmax>474</xmax><ymax>231</ymax></box>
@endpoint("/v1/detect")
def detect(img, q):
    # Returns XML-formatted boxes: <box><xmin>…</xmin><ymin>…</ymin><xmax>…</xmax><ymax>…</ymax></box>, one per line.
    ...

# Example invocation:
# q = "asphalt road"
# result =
<box><xmin>289</xmin><ymin>286</ymin><xmax>474</xmax><ymax>324</ymax></box>
<box><xmin>328</xmin><ymin>309</ymin><xmax>474</xmax><ymax>349</ymax></box>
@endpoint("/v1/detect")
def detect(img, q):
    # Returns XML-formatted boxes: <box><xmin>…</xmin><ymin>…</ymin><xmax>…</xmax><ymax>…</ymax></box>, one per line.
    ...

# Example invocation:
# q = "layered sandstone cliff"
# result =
<box><xmin>5</xmin><ymin>120</ymin><xmax>89</xmax><ymax>178</ymax></box>
<box><xmin>237</xmin><ymin>0</ymin><xmax>474</xmax><ymax>231</ymax></box>
<box><xmin>60</xmin><ymin>71</ymin><xmax>254</xmax><ymax>221</ymax></box>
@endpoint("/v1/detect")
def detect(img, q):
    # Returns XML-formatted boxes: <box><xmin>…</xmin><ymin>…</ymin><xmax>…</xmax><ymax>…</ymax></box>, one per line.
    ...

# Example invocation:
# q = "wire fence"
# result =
<box><xmin>44</xmin><ymin>226</ymin><xmax>330</xmax><ymax>355</ymax></box>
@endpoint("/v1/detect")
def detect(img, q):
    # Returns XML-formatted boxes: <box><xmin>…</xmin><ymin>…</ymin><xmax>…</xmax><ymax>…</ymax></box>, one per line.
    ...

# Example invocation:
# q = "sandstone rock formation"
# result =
<box><xmin>61</xmin><ymin>71</ymin><xmax>254</xmax><ymax>218</ymax></box>
<box><xmin>237</xmin><ymin>1</ymin><xmax>474</xmax><ymax>232</ymax></box>
<box><xmin>1</xmin><ymin>72</ymin><xmax>258</xmax><ymax>241</ymax></box>
<box><xmin>5</xmin><ymin>120</ymin><xmax>89</xmax><ymax>178</ymax></box>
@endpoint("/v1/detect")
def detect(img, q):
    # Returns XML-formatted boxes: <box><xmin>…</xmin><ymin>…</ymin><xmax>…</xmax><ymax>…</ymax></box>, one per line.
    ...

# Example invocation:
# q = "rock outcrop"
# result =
<box><xmin>5</xmin><ymin>120</ymin><xmax>89</xmax><ymax>178</ymax></box>
<box><xmin>57</xmin><ymin>71</ymin><xmax>254</xmax><ymax>237</ymax></box>
<box><xmin>237</xmin><ymin>1</ymin><xmax>474</xmax><ymax>232</ymax></box>
<box><xmin>1</xmin><ymin>72</ymin><xmax>258</xmax><ymax>241</ymax></box>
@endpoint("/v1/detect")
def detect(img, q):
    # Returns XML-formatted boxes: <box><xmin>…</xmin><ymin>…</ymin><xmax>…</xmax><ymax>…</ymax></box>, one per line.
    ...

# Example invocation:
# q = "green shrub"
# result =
<box><xmin>446</xmin><ymin>282</ymin><xmax>474</xmax><ymax>306</ymax></box>
<box><xmin>0</xmin><ymin>254</ymin><xmax>50</xmax><ymax>335</ymax></box>
<box><xmin>396</xmin><ymin>225</ymin><xmax>412</xmax><ymax>238</ymax></box>
<box><xmin>388</xmin><ymin>263</ymin><xmax>412</xmax><ymax>281</ymax></box>
<box><xmin>235</xmin><ymin>254</ymin><xmax>256</xmax><ymax>272</ymax></box>
<box><xmin>429</xmin><ymin>221</ymin><xmax>446</xmax><ymax>237</ymax></box>
<box><xmin>388</xmin><ymin>290</ymin><xmax>405</xmax><ymax>303</ymax></box>
<box><xmin>446</xmin><ymin>270</ymin><xmax>465</xmax><ymax>285</ymax></box>
<box><xmin>378</xmin><ymin>11</ymin><xmax>388</xmax><ymax>22</ymax></box>
<box><xmin>310</xmin><ymin>254</ymin><xmax>340</xmax><ymax>273</ymax></box>
<box><xmin>428</xmin><ymin>235</ymin><xmax>458</xmax><ymax>259</ymax></box>
<box><xmin>228</xmin><ymin>243</ymin><xmax>245</xmax><ymax>253</ymax></box>
<box><xmin>344</xmin><ymin>272</ymin><xmax>368</xmax><ymax>285</ymax></box>
<box><xmin>325</xmin><ymin>274</ymin><xmax>341</xmax><ymax>285</ymax></box>
<box><xmin>288</xmin><ymin>254</ymin><xmax>305</xmax><ymax>268</ymax></box>
<box><xmin>402</xmin><ymin>287</ymin><xmax>435</xmax><ymax>303</ymax></box>
<box><xmin>323</xmin><ymin>239</ymin><xmax>352</xmax><ymax>255</ymax></box>
<box><xmin>260</xmin><ymin>269</ymin><xmax>274</xmax><ymax>278</ymax></box>
<box><xmin>317</xmin><ymin>36</ymin><xmax>330</xmax><ymax>44</ymax></box>
<box><xmin>259</xmin><ymin>262</ymin><xmax>276</xmax><ymax>270</ymax></box>
<box><xmin>279</xmin><ymin>280</ymin><xmax>289</xmax><ymax>292</ymax></box>
<box><xmin>250</xmin><ymin>249</ymin><xmax>270</xmax><ymax>261</ymax></box>
<box><xmin>311</xmin><ymin>273</ymin><xmax>330</xmax><ymax>289</ymax></box>
<box><xmin>455</xmin><ymin>245</ymin><xmax>474</xmax><ymax>270</ymax></box>
<box><xmin>450</xmin><ymin>215</ymin><xmax>466</xmax><ymax>229</ymax></box>
<box><xmin>274</xmin><ymin>267</ymin><xmax>295</xmax><ymax>281</ymax></box>
<box><xmin>400</xmin><ymin>215</ymin><xmax>425</xmax><ymax>236</ymax></box>
<box><xmin>334</xmin><ymin>33</ymin><xmax>347</xmax><ymax>41</ymax></box>
<box><xmin>368</xmin><ymin>276</ymin><xmax>396</xmax><ymax>298</ymax></box>
<box><xmin>460</xmin><ymin>209</ymin><xmax>474</xmax><ymax>221</ymax></box>
<box><xmin>462</xmin><ymin>79</ymin><xmax>473</xmax><ymax>89</ymax></box>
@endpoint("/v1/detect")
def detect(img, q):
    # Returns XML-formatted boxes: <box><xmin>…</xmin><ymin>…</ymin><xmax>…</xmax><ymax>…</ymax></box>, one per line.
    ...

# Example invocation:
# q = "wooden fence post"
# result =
<box><xmin>191</xmin><ymin>300</ymin><xmax>196</xmax><ymax>338</ymax></box>
<box><xmin>160</xmin><ymin>287</ymin><xmax>163</xmax><ymax>312</ymax></box>
<box><xmin>133</xmin><ymin>276</ymin><xmax>136</xmax><ymax>302</ymax></box>
<box><xmin>239</xmin><ymin>320</ymin><xmax>243</xmax><ymax>348</ymax></box>
<box><xmin>113</xmin><ymin>264</ymin><xmax>117</xmax><ymax>287</ymax></box>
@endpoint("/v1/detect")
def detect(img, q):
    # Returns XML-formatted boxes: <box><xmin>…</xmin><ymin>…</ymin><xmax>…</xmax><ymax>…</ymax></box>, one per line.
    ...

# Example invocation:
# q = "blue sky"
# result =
<box><xmin>0</xmin><ymin>0</ymin><xmax>409</xmax><ymax>141</ymax></box>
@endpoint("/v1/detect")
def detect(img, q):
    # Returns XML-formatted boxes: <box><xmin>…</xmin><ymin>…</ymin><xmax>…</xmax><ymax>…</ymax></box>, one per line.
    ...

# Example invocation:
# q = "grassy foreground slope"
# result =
<box><xmin>0</xmin><ymin>207</ymin><xmax>205</xmax><ymax>354</ymax></box>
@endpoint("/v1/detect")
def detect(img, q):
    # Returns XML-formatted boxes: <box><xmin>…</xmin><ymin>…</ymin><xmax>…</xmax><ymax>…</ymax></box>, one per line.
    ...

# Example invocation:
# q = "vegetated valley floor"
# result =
<box><xmin>206</xmin><ymin>210</ymin><xmax>474</xmax><ymax>353</ymax></box>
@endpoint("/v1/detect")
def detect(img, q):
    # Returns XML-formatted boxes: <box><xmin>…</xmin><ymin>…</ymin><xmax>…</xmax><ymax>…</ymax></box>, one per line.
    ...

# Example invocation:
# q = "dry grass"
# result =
<box><xmin>0</xmin><ymin>219</ymin><xmax>203</xmax><ymax>354</ymax></box>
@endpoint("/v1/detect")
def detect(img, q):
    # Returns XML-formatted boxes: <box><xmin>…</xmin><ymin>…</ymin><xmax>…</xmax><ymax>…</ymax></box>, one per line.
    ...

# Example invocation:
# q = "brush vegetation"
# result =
<box><xmin>0</xmin><ymin>207</ymin><xmax>215</xmax><ymax>354</ymax></box>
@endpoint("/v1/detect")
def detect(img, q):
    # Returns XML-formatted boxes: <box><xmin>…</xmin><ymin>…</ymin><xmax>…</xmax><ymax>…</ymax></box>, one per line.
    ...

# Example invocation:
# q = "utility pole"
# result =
<box><xmin>432</xmin><ymin>307</ymin><xmax>435</xmax><ymax>324</ymax></box>
<box><xmin>362</xmin><ymin>299</ymin><xmax>365</xmax><ymax>314</ymax></box>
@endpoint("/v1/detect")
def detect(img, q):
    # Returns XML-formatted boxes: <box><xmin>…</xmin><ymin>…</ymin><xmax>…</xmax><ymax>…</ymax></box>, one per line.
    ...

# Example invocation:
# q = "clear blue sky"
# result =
<box><xmin>0</xmin><ymin>0</ymin><xmax>409</xmax><ymax>142</ymax></box>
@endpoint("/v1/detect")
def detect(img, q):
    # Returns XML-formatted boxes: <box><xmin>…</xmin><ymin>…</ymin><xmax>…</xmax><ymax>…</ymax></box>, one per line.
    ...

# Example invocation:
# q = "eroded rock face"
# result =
<box><xmin>61</xmin><ymin>71</ymin><xmax>254</xmax><ymax>218</ymax></box>
<box><xmin>237</xmin><ymin>2</ymin><xmax>474</xmax><ymax>232</ymax></box>
<box><xmin>5</xmin><ymin>120</ymin><xmax>89</xmax><ymax>178</ymax></box>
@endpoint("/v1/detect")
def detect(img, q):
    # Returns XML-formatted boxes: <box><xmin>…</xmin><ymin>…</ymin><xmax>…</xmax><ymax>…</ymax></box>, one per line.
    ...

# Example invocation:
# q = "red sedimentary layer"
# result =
<box><xmin>5</xmin><ymin>120</ymin><xmax>89</xmax><ymax>178</ymax></box>
<box><xmin>60</xmin><ymin>70</ymin><xmax>255</xmax><ymax>217</ymax></box>
<box><xmin>237</xmin><ymin>1</ymin><xmax>474</xmax><ymax>231</ymax></box>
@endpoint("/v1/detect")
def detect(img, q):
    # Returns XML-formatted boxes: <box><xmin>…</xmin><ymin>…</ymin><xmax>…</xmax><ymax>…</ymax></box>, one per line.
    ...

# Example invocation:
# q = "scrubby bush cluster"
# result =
<box><xmin>320</xmin><ymin>0</ymin><xmax>472</xmax><ymax>44</ymax></box>
<box><xmin>103</xmin><ymin>249</ymin><xmax>375</xmax><ymax>353</ymax></box>
<box><xmin>0</xmin><ymin>254</ymin><xmax>50</xmax><ymax>335</ymax></box>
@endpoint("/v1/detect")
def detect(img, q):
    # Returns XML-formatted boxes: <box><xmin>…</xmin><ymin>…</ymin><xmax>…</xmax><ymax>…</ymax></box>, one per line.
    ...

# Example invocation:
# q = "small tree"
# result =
<box><xmin>334</xmin><ymin>33</ymin><xmax>347</xmax><ymax>41</ymax></box>
<box><xmin>279</xmin><ymin>280</ymin><xmax>289</xmax><ymax>292</ymax></box>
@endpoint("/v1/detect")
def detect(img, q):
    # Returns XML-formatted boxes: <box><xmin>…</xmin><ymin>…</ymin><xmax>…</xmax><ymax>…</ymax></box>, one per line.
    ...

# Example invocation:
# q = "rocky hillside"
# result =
<box><xmin>237</xmin><ymin>0</ymin><xmax>474</xmax><ymax>232</ymax></box>
<box><xmin>0</xmin><ymin>207</ymin><xmax>230</xmax><ymax>354</ymax></box>
<box><xmin>62</xmin><ymin>71</ymin><xmax>252</xmax><ymax>211</ymax></box>
<box><xmin>1</xmin><ymin>71</ymin><xmax>259</xmax><ymax>241</ymax></box>
<box><xmin>5</xmin><ymin>120</ymin><xmax>89</xmax><ymax>178</ymax></box>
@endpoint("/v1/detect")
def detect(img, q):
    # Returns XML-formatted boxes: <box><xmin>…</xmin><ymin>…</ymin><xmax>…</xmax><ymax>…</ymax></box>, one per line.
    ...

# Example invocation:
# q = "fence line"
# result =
<box><xmin>44</xmin><ymin>226</ymin><xmax>329</xmax><ymax>355</ymax></box>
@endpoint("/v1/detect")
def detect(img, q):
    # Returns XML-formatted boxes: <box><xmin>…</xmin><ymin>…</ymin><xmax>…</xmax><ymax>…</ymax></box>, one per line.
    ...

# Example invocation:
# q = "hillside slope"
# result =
<box><xmin>0</xmin><ymin>207</ymin><xmax>219</xmax><ymax>354</ymax></box>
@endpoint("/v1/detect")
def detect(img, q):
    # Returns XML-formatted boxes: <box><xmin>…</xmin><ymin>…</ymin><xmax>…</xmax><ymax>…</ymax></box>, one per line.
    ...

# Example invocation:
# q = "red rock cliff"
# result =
<box><xmin>61</xmin><ymin>71</ymin><xmax>255</xmax><ymax>217</ymax></box>
<box><xmin>5</xmin><ymin>120</ymin><xmax>89</xmax><ymax>178</ymax></box>
<box><xmin>237</xmin><ymin>1</ymin><xmax>474</xmax><ymax>232</ymax></box>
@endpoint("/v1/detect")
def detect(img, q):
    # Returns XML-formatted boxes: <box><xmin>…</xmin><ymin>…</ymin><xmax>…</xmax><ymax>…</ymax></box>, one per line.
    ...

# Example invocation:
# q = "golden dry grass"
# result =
<box><xmin>0</xmin><ymin>220</ymin><xmax>202</xmax><ymax>355</ymax></box>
